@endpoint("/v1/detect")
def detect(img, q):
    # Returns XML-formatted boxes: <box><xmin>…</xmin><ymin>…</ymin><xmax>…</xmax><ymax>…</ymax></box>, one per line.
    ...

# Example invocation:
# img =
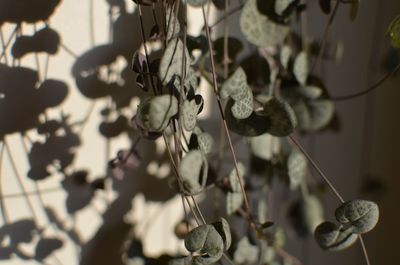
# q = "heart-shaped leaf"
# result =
<box><xmin>314</xmin><ymin>221</ymin><xmax>358</xmax><ymax>251</ymax></box>
<box><xmin>148</xmin><ymin>95</ymin><xmax>178</xmax><ymax>132</ymax></box>
<box><xmin>287</xmin><ymin>151</ymin><xmax>307</xmax><ymax>189</ymax></box>
<box><xmin>211</xmin><ymin>218</ymin><xmax>232</xmax><ymax>250</ymax></box>
<box><xmin>228</xmin><ymin>163</ymin><xmax>246</xmax><ymax>193</ymax></box>
<box><xmin>227</xmin><ymin>192</ymin><xmax>244</xmax><ymax>216</ymax></box>
<box><xmin>240</xmin><ymin>0</ymin><xmax>289</xmax><ymax>47</ymax></box>
<box><xmin>179</xmin><ymin>150</ymin><xmax>208</xmax><ymax>195</ymax></box>
<box><xmin>159</xmin><ymin>38</ymin><xmax>191</xmax><ymax>86</ymax></box>
<box><xmin>221</xmin><ymin>67</ymin><xmax>254</xmax><ymax>119</ymax></box>
<box><xmin>335</xmin><ymin>200</ymin><xmax>379</xmax><ymax>234</ymax></box>
<box><xmin>226</xmin><ymin>100</ymin><xmax>271</xmax><ymax>136</ymax></box>
<box><xmin>387</xmin><ymin>15</ymin><xmax>400</xmax><ymax>49</ymax></box>
<box><xmin>181</xmin><ymin>99</ymin><xmax>201</xmax><ymax>131</ymax></box>
<box><xmin>184</xmin><ymin>224</ymin><xmax>224</xmax><ymax>264</ymax></box>
<box><xmin>293</xmin><ymin>51</ymin><xmax>309</xmax><ymax>86</ymax></box>
<box><xmin>293</xmin><ymin>99</ymin><xmax>334</xmax><ymax>132</ymax></box>
<box><xmin>192</xmin><ymin>127</ymin><xmax>214</xmax><ymax>154</ymax></box>
<box><xmin>262</xmin><ymin>97</ymin><xmax>297</xmax><ymax>136</ymax></box>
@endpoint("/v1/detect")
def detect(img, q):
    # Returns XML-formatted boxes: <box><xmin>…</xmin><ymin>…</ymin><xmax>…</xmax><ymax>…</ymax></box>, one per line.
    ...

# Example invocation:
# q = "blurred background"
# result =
<box><xmin>0</xmin><ymin>0</ymin><xmax>399</xmax><ymax>264</ymax></box>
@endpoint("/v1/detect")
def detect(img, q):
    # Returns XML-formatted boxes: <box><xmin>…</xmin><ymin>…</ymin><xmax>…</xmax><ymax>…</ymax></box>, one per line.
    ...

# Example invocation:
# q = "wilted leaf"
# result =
<box><xmin>335</xmin><ymin>200</ymin><xmax>379</xmax><ymax>234</ymax></box>
<box><xmin>240</xmin><ymin>0</ymin><xmax>289</xmax><ymax>47</ymax></box>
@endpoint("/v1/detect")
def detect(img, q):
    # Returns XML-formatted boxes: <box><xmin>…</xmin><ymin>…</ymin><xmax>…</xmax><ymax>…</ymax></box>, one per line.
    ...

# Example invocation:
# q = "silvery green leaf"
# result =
<box><xmin>186</xmin><ymin>0</ymin><xmax>208</xmax><ymax>7</ymax></box>
<box><xmin>185</xmin><ymin>224</ymin><xmax>210</xmax><ymax>253</ymax></box>
<box><xmin>303</xmin><ymin>195</ymin><xmax>324</xmax><ymax>233</ymax></box>
<box><xmin>287</xmin><ymin>151</ymin><xmax>307</xmax><ymax>190</ymax></box>
<box><xmin>225</xmin><ymin>100</ymin><xmax>270</xmax><ymax>136</ymax></box>
<box><xmin>212</xmin><ymin>218</ymin><xmax>232</xmax><ymax>250</ymax></box>
<box><xmin>335</xmin><ymin>200</ymin><xmax>379</xmax><ymax>234</ymax></box>
<box><xmin>275</xmin><ymin>0</ymin><xmax>295</xmax><ymax>16</ymax></box>
<box><xmin>159</xmin><ymin>38</ymin><xmax>191</xmax><ymax>85</ymax></box>
<box><xmin>166</xmin><ymin>7</ymin><xmax>180</xmax><ymax>41</ymax></box>
<box><xmin>240</xmin><ymin>0</ymin><xmax>289</xmax><ymax>47</ymax></box>
<box><xmin>293</xmin><ymin>52</ymin><xmax>309</xmax><ymax>86</ymax></box>
<box><xmin>293</xmin><ymin>100</ymin><xmax>334</xmax><ymax>132</ymax></box>
<box><xmin>298</xmin><ymin>86</ymin><xmax>322</xmax><ymax>99</ymax></box>
<box><xmin>221</xmin><ymin>67</ymin><xmax>254</xmax><ymax>119</ymax></box>
<box><xmin>262</xmin><ymin>97</ymin><xmax>297</xmax><ymax>137</ymax></box>
<box><xmin>197</xmin><ymin>131</ymin><xmax>213</xmax><ymax>155</ymax></box>
<box><xmin>314</xmin><ymin>221</ymin><xmax>358</xmax><ymax>251</ymax></box>
<box><xmin>185</xmin><ymin>225</ymin><xmax>224</xmax><ymax>264</ymax></box>
<box><xmin>387</xmin><ymin>15</ymin><xmax>400</xmax><ymax>48</ymax></box>
<box><xmin>227</xmin><ymin>192</ymin><xmax>243</xmax><ymax>216</ymax></box>
<box><xmin>234</xmin><ymin>236</ymin><xmax>259</xmax><ymax>264</ymax></box>
<box><xmin>228</xmin><ymin>163</ymin><xmax>246</xmax><ymax>193</ymax></box>
<box><xmin>149</xmin><ymin>95</ymin><xmax>178</xmax><ymax>131</ymax></box>
<box><xmin>307</xmin><ymin>100</ymin><xmax>334</xmax><ymax>131</ymax></box>
<box><xmin>181</xmin><ymin>100</ymin><xmax>200</xmax><ymax>131</ymax></box>
<box><xmin>179</xmin><ymin>150</ymin><xmax>208</xmax><ymax>195</ymax></box>
<box><xmin>249</xmin><ymin>133</ymin><xmax>281</xmax><ymax>161</ymax></box>
<box><xmin>280</xmin><ymin>45</ymin><xmax>292</xmax><ymax>69</ymax></box>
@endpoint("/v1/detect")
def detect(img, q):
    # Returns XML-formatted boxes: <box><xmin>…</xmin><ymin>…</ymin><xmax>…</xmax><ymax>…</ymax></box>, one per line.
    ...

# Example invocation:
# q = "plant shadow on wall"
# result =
<box><xmin>1</xmin><ymin>0</ymin><xmax>400</xmax><ymax>264</ymax></box>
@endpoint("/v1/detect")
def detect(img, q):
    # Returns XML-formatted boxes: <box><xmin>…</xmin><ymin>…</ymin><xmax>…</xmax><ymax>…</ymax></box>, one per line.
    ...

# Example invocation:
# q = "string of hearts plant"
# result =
<box><xmin>121</xmin><ymin>0</ymin><xmax>400</xmax><ymax>264</ymax></box>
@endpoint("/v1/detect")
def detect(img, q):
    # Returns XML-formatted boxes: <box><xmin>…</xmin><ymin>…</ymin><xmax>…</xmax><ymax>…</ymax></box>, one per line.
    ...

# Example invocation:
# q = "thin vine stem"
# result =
<box><xmin>288</xmin><ymin>136</ymin><xmax>374</xmax><ymax>265</ymax></box>
<box><xmin>288</xmin><ymin>135</ymin><xmax>345</xmax><ymax>203</ymax></box>
<box><xmin>331</xmin><ymin>63</ymin><xmax>400</xmax><ymax>101</ymax></box>
<box><xmin>201</xmin><ymin>5</ymin><xmax>252</xmax><ymax>218</ymax></box>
